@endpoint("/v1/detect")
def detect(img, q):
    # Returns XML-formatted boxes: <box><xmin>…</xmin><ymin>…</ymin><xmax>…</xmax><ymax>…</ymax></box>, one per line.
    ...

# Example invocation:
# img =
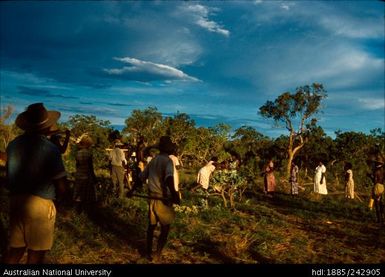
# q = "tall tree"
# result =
<box><xmin>259</xmin><ymin>83</ymin><xmax>327</xmax><ymax>177</ymax></box>
<box><xmin>162</xmin><ymin>112</ymin><xmax>196</xmax><ymax>160</ymax></box>
<box><xmin>122</xmin><ymin>106</ymin><xmax>163</xmax><ymax>146</ymax></box>
<box><xmin>230</xmin><ymin>126</ymin><xmax>268</xmax><ymax>162</ymax></box>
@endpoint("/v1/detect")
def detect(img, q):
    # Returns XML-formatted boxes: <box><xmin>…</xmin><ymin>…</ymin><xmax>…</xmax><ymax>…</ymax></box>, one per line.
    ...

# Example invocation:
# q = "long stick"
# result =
<box><xmin>131</xmin><ymin>193</ymin><xmax>169</xmax><ymax>201</ymax></box>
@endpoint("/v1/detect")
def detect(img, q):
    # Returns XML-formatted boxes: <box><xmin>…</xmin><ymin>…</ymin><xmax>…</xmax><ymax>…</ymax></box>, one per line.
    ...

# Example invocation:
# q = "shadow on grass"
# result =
<box><xmin>243</xmin><ymin>191</ymin><xmax>385</xmax><ymax>259</ymax></box>
<box><xmin>250</xmin><ymin>191</ymin><xmax>373</xmax><ymax>223</ymax></box>
<box><xmin>84</xmin><ymin>201</ymin><xmax>148</xmax><ymax>258</ymax></box>
<box><xmin>192</xmin><ymin>238</ymin><xmax>237</xmax><ymax>263</ymax></box>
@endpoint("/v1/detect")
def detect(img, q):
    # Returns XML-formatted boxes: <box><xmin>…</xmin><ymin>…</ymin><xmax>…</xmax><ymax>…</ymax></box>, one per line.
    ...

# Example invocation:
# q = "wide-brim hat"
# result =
<box><xmin>16</xmin><ymin>103</ymin><xmax>60</xmax><ymax>132</ymax></box>
<box><xmin>157</xmin><ymin>136</ymin><xmax>176</xmax><ymax>154</ymax></box>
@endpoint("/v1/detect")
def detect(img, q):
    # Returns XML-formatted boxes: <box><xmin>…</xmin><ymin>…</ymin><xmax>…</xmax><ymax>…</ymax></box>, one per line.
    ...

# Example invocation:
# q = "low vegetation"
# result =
<box><xmin>1</xmin><ymin>170</ymin><xmax>384</xmax><ymax>264</ymax></box>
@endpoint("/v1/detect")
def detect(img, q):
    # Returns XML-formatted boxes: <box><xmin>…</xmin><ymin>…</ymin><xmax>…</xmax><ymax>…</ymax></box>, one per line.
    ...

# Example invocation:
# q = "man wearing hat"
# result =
<box><xmin>109</xmin><ymin>139</ymin><xmax>127</xmax><ymax>198</ymax></box>
<box><xmin>4</xmin><ymin>103</ymin><xmax>67</xmax><ymax>264</ymax></box>
<box><xmin>130</xmin><ymin>136</ymin><xmax>180</xmax><ymax>261</ymax></box>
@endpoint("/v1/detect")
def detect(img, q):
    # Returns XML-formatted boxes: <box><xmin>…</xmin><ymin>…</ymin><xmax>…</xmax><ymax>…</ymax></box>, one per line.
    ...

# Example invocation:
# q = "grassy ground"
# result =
<box><xmin>0</xmin><ymin>177</ymin><xmax>384</xmax><ymax>264</ymax></box>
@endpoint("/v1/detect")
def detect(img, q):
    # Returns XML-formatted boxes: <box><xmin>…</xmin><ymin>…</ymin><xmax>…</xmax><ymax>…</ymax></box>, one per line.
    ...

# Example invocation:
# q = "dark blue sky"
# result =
<box><xmin>1</xmin><ymin>1</ymin><xmax>384</xmax><ymax>137</ymax></box>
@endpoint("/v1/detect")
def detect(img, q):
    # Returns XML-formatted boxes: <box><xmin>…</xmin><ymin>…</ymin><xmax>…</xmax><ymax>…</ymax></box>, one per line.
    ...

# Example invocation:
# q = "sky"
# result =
<box><xmin>0</xmin><ymin>0</ymin><xmax>384</xmax><ymax>138</ymax></box>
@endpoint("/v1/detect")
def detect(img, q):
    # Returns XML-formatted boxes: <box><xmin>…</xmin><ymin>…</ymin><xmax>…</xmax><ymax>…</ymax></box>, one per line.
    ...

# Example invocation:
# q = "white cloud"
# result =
<box><xmin>137</xmin><ymin>39</ymin><xmax>202</xmax><ymax>67</ymax></box>
<box><xmin>245</xmin><ymin>40</ymin><xmax>384</xmax><ymax>94</ymax></box>
<box><xmin>179</xmin><ymin>4</ymin><xmax>230</xmax><ymax>37</ymax></box>
<box><xmin>358</xmin><ymin>98</ymin><xmax>385</xmax><ymax>110</ymax></box>
<box><xmin>248</xmin><ymin>1</ymin><xmax>383</xmax><ymax>39</ymax></box>
<box><xmin>313</xmin><ymin>48</ymin><xmax>383</xmax><ymax>79</ymax></box>
<box><xmin>319</xmin><ymin>14</ymin><xmax>384</xmax><ymax>39</ymax></box>
<box><xmin>103</xmin><ymin>57</ymin><xmax>199</xmax><ymax>82</ymax></box>
<box><xmin>280</xmin><ymin>4</ymin><xmax>290</xmax><ymax>11</ymax></box>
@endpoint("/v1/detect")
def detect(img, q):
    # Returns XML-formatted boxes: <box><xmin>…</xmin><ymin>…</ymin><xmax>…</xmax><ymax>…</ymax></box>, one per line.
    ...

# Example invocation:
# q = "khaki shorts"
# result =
<box><xmin>148</xmin><ymin>199</ymin><xmax>175</xmax><ymax>226</ymax></box>
<box><xmin>9</xmin><ymin>195</ymin><xmax>56</xmax><ymax>251</ymax></box>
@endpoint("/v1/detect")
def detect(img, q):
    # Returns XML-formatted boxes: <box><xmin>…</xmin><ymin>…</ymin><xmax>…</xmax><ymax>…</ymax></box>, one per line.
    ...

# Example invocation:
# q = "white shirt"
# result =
<box><xmin>109</xmin><ymin>147</ymin><xmax>127</xmax><ymax>167</ymax></box>
<box><xmin>197</xmin><ymin>161</ymin><xmax>216</xmax><ymax>190</ymax></box>
<box><xmin>314</xmin><ymin>164</ymin><xmax>327</xmax><ymax>195</ymax></box>
<box><xmin>169</xmin><ymin>155</ymin><xmax>180</xmax><ymax>191</ymax></box>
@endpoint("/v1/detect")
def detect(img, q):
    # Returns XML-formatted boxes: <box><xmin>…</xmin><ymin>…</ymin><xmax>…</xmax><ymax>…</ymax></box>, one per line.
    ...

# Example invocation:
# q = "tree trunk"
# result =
<box><xmin>287</xmin><ymin>151</ymin><xmax>294</xmax><ymax>179</ymax></box>
<box><xmin>286</xmin><ymin>141</ymin><xmax>305</xmax><ymax>179</ymax></box>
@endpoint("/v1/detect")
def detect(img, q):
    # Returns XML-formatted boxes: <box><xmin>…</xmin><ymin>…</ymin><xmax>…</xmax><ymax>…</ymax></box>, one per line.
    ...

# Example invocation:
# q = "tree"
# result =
<box><xmin>259</xmin><ymin>83</ymin><xmax>327</xmax><ymax>177</ymax></box>
<box><xmin>122</xmin><ymin>107</ymin><xmax>163</xmax><ymax>147</ymax></box>
<box><xmin>229</xmin><ymin>126</ymin><xmax>266</xmax><ymax>161</ymax></box>
<box><xmin>298</xmin><ymin>125</ymin><xmax>334</xmax><ymax>180</ymax></box>
<box><xmin>162</xmin><ymin>112</ymin><xmax>196</xmax><ymax>160</ymax></box>
<box><xmin>181</xmin><ymin>124</ymin><xmax>230</xmax><ymax>167</ymax></box>
<box><xmin>228</xmin><ymin>126</ymin><xmax>270</xmax><ymax>180</ymax></box>
<box><xmin>0</xmin><ymin>105</ymin><xmax>19</xmax><ymax>152</ymax></box>
<box><xmin>209</xmin><ymin>123</ymin><xmax>232</xmax><ymax>161</ymax></box>
<box><xmin>332</xmin><ymin>131</ymin><xmax>375</xmax><ymax>191</ymax></box>
<box><xmin>64</xmin><ymin>114</ymin><xmax>113</xmax><ymax>171</ymax></box>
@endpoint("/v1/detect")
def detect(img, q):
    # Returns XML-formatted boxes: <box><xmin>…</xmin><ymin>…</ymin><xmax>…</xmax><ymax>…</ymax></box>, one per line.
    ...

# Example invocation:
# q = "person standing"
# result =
<box><xmin>368</xmin><ymin>156</ymin><xmax>384</xmax><ymax>224</ymax></box>
<box><xmin>264</xmin><ymin>159</ymin><xmax>276</xmax><ymax>196</ymax></box>
<box><xmin>4</xmin><ymin>103</ymin><xmax>67</xmax><ymax>264</ymax></box>
<box><xmin>73</xmin><ymin>135</ymin><xmax>97</xmax><ymax>213</ymax></box>
<box><xmin>191</xmin><ymin>157</ymin><xmax>218</xmax><ymax>208</ymax></box>
<box><xmin>48</xmin><ymin>124</ymin><xmax>71</xmax><ymax>154</ymax></box>
<box><xmin>194</xmin><ymin>157</ymin><xmax>218</xmax><ymax>191</ymax></box>
<box><xmin>344</xmin><ymin>162</ymin><xmax>355</xmax><ymax>199</ymax></box>
<box><xmin>290</xmin><ymin>161</ymin><xmax>299</xmax><ymax>196</ymax></box>
<box><xmin>130</xmin><ymin>136</ymin><xmax>180</xmax><ymax>261</ymax></box>
<box><xmin>136</xmin><ymin>135</ymin><xmax>146</xmax><ymax>172</ymax></box>
<box><xmin>109</xmin><ymin>140</ymin><xmax>127</xmax><ymax>198</ymax></box>
<box><xmin>314</xmin><ymin>161</ymin><xmax>328</xmax><ymax>195</ymax></box>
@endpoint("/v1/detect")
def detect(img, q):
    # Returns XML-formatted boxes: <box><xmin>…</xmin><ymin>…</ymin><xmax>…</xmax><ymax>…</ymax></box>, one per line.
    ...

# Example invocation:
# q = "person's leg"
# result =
<box><xmin>111</xmin><ymin>167</ymin><xmax>118</xmax><ymax>196</ymax></box>
<box><xmin>155</xmin><ymin>224</ymin><xmax>170</xmax><ymax>258</ymax></box>
<box><xmin>27</xmin><ymin>249</ymin><xmax>47</xmax><ymax>264</ymax></box>
<box><xmin>3</xmin><ymin>247</ymin><xmax>25</xmax><ymax>264</ymax></box>
<box><xmin>146</xmin><ymin>224</ymin><xmax>157</xmax><ymax>260</ymax></box>
<box><xmin>117</xmin><ymin>167</ymin><xmax>125</xmax><ymax>198</ymax></box>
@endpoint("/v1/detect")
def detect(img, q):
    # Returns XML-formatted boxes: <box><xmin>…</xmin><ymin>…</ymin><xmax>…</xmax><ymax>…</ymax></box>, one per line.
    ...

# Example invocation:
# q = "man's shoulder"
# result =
<box><xmin>153</xmin><ymin>154</ymin><xmax>171</xmax><ymax>162</ymax></box>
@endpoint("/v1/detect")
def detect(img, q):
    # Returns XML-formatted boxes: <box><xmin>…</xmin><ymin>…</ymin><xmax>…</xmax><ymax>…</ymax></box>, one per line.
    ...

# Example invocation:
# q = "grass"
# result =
<box><xmin>0</xmin><ymin>174</ymin><xmax>384</xmax><ymax>264</ymax></box>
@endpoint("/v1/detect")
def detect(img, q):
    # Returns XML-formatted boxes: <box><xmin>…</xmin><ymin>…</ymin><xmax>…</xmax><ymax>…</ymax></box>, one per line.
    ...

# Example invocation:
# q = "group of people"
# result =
<box><xmin>2</xmin><ymin>102</ymin><xmax>384</xmax><ymax>264</ymax></box>
<box><xmin>1</xmin><ymin>103</ymin><xmax>182</xmax><ymax>263</ymax></box>
<box><xmin>264</xmin><ymin>159</ymin><xmax>355</xmax><ymax>199</ymax></box>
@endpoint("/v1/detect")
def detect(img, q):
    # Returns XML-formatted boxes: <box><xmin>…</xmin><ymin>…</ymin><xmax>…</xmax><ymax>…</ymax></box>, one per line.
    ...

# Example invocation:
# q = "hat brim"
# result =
<box><xmin>16</xmin><ymin>111</ymin><xmax>61</xmax><ymax>131</ymax></box>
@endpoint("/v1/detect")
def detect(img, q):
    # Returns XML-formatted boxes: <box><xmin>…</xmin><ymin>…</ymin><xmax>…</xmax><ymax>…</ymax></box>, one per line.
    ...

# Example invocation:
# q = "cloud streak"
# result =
<box><xmin>179</xmin><ymin>4</ymin><xmax>230</xmax><ymax>37</ymax></box>
<box><xmin>357</xmin><ymin>98</ymin><xmax>385</xmax><ymax>110</ymax></box>
<box><xmin>103</xmin><ymin>57</ymin><xmax>199</xmax><ymax>82</ymax></box>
